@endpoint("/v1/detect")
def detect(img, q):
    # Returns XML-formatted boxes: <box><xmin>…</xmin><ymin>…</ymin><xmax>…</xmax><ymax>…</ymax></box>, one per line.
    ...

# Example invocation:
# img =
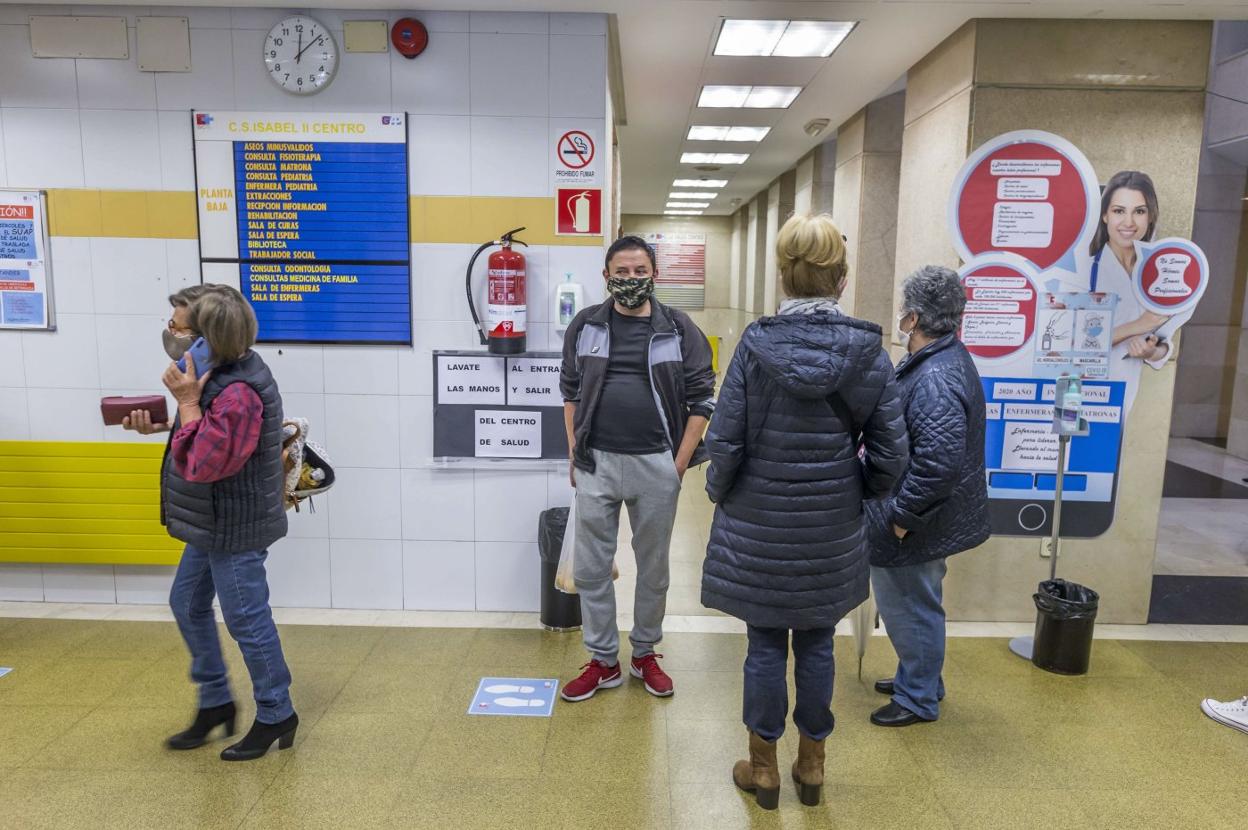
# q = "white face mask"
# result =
<box><xmin>897</xmin><ymin>312</ymin><xmax>916</xmax><ymax>348</ymax></box>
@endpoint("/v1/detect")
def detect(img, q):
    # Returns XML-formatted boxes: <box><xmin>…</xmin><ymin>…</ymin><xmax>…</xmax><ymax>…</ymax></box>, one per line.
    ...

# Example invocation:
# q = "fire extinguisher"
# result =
<box><xmin>466</xmin><ymin>226</ymin><xmax>528</xmax><ymax>355</ymax></box>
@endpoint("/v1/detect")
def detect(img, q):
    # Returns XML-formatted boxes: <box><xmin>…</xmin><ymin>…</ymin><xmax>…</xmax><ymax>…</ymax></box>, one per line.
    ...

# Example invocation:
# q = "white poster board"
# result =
<box><xmin>0</xmin><ymin>190</ymin><xmax>54</xmax><ymax>330</ymax></box>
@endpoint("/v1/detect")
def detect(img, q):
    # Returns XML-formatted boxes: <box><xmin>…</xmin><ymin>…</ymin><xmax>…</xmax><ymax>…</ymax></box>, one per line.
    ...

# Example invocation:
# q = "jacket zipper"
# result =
<box><xmin>647</xmin><ymin>332</ymin><xmax>676</xmax><ymax>454</ymax></box>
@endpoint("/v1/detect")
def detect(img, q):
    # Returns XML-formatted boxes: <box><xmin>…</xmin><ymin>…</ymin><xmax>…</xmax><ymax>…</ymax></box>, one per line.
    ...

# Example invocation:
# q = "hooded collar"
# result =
<box><xmin>896</xmin><ymin>332</ymin><xmax>958</xmax><ymax>378</ymax></box>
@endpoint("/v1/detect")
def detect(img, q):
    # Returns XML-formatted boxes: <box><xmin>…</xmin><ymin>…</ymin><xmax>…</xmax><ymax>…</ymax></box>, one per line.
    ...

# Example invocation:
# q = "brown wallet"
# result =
<box><xmin>100</xmin><ymin>395</ymin><xmax>169</xmax><ymax>427</ymax></box>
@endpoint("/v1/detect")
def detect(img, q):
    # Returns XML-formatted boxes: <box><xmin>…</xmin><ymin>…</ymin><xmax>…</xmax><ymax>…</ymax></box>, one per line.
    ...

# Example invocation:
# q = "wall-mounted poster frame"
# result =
<box><xmin>0</xmin><ymin>189</ymin><xmax>55</xmax><ymax>331</ymax></box>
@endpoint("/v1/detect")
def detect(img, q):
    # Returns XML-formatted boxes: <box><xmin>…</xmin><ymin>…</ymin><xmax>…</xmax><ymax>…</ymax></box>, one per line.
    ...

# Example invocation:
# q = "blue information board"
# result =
<box><xmin>233</xmin><ymin>140</ymin><xmax>411</xmax><ymax>344</ymax></box>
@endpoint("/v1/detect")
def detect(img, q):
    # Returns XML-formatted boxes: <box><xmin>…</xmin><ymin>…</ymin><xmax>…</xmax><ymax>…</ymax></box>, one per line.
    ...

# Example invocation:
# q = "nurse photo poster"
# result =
<box><xmin>0</xmin><ymin>190</ymin><xmax>53</xmax><ymax>331</ymax></box>
<box><xmin>948</xmin><ymin>131</ymin><xmax>1208</xmax><ymax>537</ymax></box>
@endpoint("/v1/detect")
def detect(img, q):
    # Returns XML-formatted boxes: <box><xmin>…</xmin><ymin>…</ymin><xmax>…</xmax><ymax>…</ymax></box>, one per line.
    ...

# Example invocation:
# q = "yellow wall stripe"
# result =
<box><xmin>0</xmin><ymin>441</ymin><xmax>183</xmax><ymax>566</ymax></box>
<box><xmin>46</xmin><ymin>190</ymin><xmax>604</xmax><ymax>247</ymax></box>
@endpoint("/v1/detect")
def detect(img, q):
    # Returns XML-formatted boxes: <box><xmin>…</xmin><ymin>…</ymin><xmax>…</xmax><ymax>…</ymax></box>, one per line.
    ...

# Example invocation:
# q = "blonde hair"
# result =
<box><xmin>187</xmin><ymin>284</ymin><xmax>258</xmax><ymax>363</ymax></box>
<box><xmin>776</xmin><ymin>213</ymin><xmax>848</xmax><ymax>299</ymax></box>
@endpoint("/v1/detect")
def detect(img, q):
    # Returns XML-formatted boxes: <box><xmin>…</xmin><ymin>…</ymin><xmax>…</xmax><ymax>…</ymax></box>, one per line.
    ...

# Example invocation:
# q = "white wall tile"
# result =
<box><xmin>0</xmin><ymin>387</ymin><xmax>30</xmax><ymax>439</ymax></box>
<box><xmin>401</xmin><ymin>468</ymin><xmax>473</xmax><ymax>541</ymax></box>
<box><xmin>407</xmin><ymin>115</ymin><xmax>470</xmax><ymax>196</ymax></box>
<box><xmin>277</xmin><ymin>391</ymin><xmax>325</xmax><ymax>436</ymax></box>
<box><xmin>157</xmin><ymin>110</ymin><xmax>195</xmax><ymax>190</ymax></box>
<box><xmin>551</xmin><ymin>13</ymin><xmax>607</xmax><ymax>36</ymax></box>
<box><xmin>41</xmin><ymin>564</ymin><xmax>116</xmax><ymax>603</ymax></box>
<box><xmin>0</xmin><ymin>26</ymin><xmax>78</xmax><ymax>108</ymax></box>
<box><xmin>330</xmin><ymin>539</ymin><xmax>403</xmax><ymax>609</ymax></box>
<box><xmin>0</xmin><ymin>330</ymin><xmax>26</xmax><ymax>387</ymax></box>
<box><xmin>550</xmin><ymin>36</ymin><xmax>606</xmax><ymax>118</ymax></box>
<box><xmin>81</xmin><ymin>109</ymin><xmax>162</xmax><ymax>189</ymax></box>
<box><xmin>2</xmin><ymin>108</ymin><xmax>84</xmax><ymax>188</ymax></box>
<box><xmin>48</xmin><ymin>237</ymin><xmax>94</xmax><ymax>315</ymax></box>
<box><xmin>550</xmin><ymin>245</ymin><xmax>608</xmax><ymax>304</ymax></box>
<box><xmin>266</xmin><ymin>536</ymin><xmax>331</xmax><ymax>608</ymax></box>
<box><xmin>323</xmin><ymin>346</ymin><xmax>397</xmax><ymax>395</ymax></box>
<box><xmin>392</xmin><ymin>33</ymin><xmax>469</xmax><ymax>116</ymax></box>
<box><xmin>155</xmin><ymin>27</ymin><xmax>237</xmax><ymax>110</ymax></box>
<box><xmin>254</xmin><ymin>345</ymin><xmax>323</xmax><ymax>394</ymax></box>
<box><xmin>150</xmin><ymin>6</ymin><xmax>232</xmax><ymax>29</ymax></box>
<box><xmin>471</xmin><ymin>12</ymin><xmax>548</xmax><ymax>35</ymax></box>
<box><xmin>398</xmin><ymin>394</ymin><xmax>432</xmax><ymax>467</ymax></box>
<box><xmin>402</xmin><ymin>540</ymin><xmax>474</xmax><ymax>610</ymax></box>
<box><xmin>96</xmin><ymin>314</ymin><xmax>167</xmax><ymax>392</ymax></box>
<box><xmin>0</xmin><ymin>109</ymin><xmax>8</xmax><ymax>186</ymax></box>
<box><xmin>388</xmin><ymin>10</ymin><xmax>468</xmax><ymax>33</ymax></box>
<box><xmin>470</xmin><ymin>116</ymin><xmax>547</xmax><ymax>197</ymax></box>
<box><xmin>90</xmin><ymin>238</ymin><xmax>170</xmax><ymax>316</ymax></box>
<box><xmin>71</xmin><ymin>5</ymin><xmax>148</xmax><ymax>27</ymax></box>
<box><xmin>523</xmin><ymin>245</ymin><xmax>551</xmax><ymax>325</ymax></box>
<box><xmin>324</xmin><ymin>393</ymin><xmax>399</xmax><ymax>469</ymax></box>
<box><xmin>327</xmin><ymin>467</ymin><xmax>401</xmax><ymax>540</ymax></box>
<box><xmin>547</xmin><ymin>469</ymin><xmax>574</xmax><ymax>509</ymax></box>
<box><xmin>412</xmin><ymin>242</ymin><xmax>475</xmax><ymax>322</ymax></box>
<box><xmin>475</xmin><ymin>541</ymin><xmax>540</xmax><ymax>612</ymax></box>
<box><xmin>0</xmin><ymin>563</ymin><xmax>43</xmax><ymax>601</ymax></box>
<box><xmin>22</xmin><ymin>313</ymin><xmax>100</xmax><ymax>389</ymax></box>
<box><xmin>76</xmin><ymin>28</ymin><xmax>157</xmax><ymax>110</ymax></box>
<box><xmin>470</xmin><ymin>34</ymin><xmax>548</xmax><ymax>117</ymax></box>
<box><xmin>399</xmin><ymin>321</ymin><xmax>480</xmax><ymax>397</ymax></box>
<box><xmin>230</xmin><ymin>8</ymin><xmax>285</xmax><ymax>31</ymax></box>
<box><xmin>474</xmin><ymin>470</ymin><xmax>548</xmax><ymax>542</ymax></box>
<box><xmin>165</xmin><ymin>239</ymin><xmax>199</xmax><ymax>292</ymax></box>
<box><xmin>27</xmin><ymin>387</ymin><xmax>105</xmax><ymax>441</ymax></box>
<box><xmin>114</xmin><ymin>566</ymin><xmax>176</xmax><ymax>605</ymax></box>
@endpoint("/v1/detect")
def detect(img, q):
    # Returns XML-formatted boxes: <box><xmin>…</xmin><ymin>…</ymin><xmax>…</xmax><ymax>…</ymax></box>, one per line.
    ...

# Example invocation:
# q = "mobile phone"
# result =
<box><xmin>177</xmin><ymin>337</ymin><xmax>217</xmax><ymax>374</ymax></box>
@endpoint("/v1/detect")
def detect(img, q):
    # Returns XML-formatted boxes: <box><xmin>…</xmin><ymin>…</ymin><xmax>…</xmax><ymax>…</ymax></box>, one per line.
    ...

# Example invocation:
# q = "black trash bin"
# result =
<box><xmin>538</xmin><ymin>507</ymin><xmax>581</xmax><ymax>632</ymax></box>
<box><xmin>1031</xmin><ymin>579</ymin><xmax>1098</xmax><ymax>675</ymax></box>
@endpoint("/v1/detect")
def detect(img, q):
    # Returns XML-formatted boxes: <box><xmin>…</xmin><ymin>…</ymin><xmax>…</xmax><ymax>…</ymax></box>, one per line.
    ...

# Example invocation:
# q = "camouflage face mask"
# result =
<box><xmin>607</xmin><ymin>277</ymin><xmax>655</xmax><ymax>310</ymax></box>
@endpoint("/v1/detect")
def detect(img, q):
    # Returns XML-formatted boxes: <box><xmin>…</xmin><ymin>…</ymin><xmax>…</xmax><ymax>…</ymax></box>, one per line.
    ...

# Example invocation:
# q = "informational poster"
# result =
<box><xmin>193</xmin><ymin>111</ymin><xmax>411</xmax><ymax>345</ymax></box>
<box><xmin>0</xmin><ymin>191</ymin><xmax>54</xmax><ymax>331</ymax></box>
<box><xmin>643</xmin><ymin>231</ymin><xmax>706</xmax><ymax>310</ymax></box>
<box><xmin>949</xmin><ymin>130</ymin><xmax>1208</xmax><ymax>537</ymax></box>
<box><xmin>432</xmin><ymin>351</ymin><xmax>568</xmax><ymax>461</ymax></box>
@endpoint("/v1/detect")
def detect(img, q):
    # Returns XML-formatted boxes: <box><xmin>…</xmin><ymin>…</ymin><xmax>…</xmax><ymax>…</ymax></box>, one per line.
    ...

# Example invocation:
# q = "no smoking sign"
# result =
<box><xmin>552</xmin><ymin>126</ymin><xmax>600</xmax><ymax>187</ymax></box>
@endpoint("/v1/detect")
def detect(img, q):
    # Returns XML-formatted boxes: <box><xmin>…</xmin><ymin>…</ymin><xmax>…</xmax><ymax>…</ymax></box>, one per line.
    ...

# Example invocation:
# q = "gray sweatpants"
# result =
<box><xmin>574</xmin><ymin>449</ymin><xmax>681</xmax><ymax>666</ymax></box>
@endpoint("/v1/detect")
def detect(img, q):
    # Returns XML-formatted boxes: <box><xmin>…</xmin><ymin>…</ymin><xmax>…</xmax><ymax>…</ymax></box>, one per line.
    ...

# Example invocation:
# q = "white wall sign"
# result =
<box><xmin>551</xmin><ymin>125</ymin><xmax>601</xmax><ymax>188</ymax></box>
<box><xmin>0</xmin><ymin>191</ymin><xmax>53</xmax><ymax>331</ymax></box>
<box><xmin>475</xmin><ymin>410</ymin><xmax>542</xmax><ymax>458</ymax></box>
<box><xmin>437</xmin><ymin>355</ymin><xmax>506</xmax><ymax>405</ymax></box>
<box><xmin>507</xmin><ymin>357</ymin><xmax>563</xmax><ymax>407</ymax></box>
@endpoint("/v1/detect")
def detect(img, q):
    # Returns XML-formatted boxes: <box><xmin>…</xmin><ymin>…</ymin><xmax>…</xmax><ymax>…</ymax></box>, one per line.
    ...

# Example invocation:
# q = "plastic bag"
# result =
<box><xmin>553</xmin><ymin>500</ymin><xmax>620</xmax><ymax>594</ymax></box>
<box><xmin>1033</xmin><ymin>579</ymin><xmax>1099</xmax><ymax>621</ymax></box>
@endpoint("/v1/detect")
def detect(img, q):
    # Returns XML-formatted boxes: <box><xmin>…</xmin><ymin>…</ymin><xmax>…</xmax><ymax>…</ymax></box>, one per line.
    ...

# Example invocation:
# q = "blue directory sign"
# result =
<box><xmin>193</xmin><ymin>112</ymin><xmax>412</xmax><ymax>345</ymax></box>
<box><xmin>467</xmin><ymin>677</ymin><xmax>559</xmax><ymax>718</ymax></box>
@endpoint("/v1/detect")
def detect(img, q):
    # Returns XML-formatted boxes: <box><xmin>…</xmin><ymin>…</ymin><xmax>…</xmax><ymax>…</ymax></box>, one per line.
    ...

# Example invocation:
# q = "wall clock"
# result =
<box><xmin>264</xmin><ymin>16</ymin><xmax>338</xmax><ymax>95</ymax></box>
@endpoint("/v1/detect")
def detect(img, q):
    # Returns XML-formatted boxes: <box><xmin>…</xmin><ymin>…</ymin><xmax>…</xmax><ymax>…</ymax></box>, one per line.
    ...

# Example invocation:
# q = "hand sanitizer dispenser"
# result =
<box><xmin>554</xmin><ymin>272</ymin><xmax>583</xmax><ymax>334</ymax></box>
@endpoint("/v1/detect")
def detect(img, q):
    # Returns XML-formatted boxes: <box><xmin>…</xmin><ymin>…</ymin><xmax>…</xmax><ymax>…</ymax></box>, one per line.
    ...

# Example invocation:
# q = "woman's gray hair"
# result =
<box><xmin>901</xmin><ymin>265</ymin><xmax>966</xmax><ymax>337</ymax></box>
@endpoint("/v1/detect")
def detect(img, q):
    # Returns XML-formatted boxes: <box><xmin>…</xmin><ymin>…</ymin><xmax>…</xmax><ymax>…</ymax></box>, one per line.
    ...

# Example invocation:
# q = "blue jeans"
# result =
<box><xmin>871</xmin><ymin>558</ymin><xmax>948</xmax><ymax>721</ymax></box>
<box><xmin>169</xmin><ymin>544</ymin><xmax>294</xmax><ymax>724</ymax></box>
<box><xmin>743</xmin><ymin>625</ymin><xmax>836</xmax><ymax>743</ymax></box>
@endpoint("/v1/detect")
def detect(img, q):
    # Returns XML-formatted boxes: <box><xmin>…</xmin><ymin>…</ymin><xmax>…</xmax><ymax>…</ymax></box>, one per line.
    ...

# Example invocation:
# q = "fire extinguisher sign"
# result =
<box><xmin>555</xmin><ymin>188</ymin><xmax>602</xmax><ymax>237</ymax></box>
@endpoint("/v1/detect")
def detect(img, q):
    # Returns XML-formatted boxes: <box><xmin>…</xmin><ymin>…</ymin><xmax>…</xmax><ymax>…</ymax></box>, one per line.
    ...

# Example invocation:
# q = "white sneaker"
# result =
<box><xmin>1200</xmin><ymin>696</ymin><xmax>1248</xmax><ymax>735</ymax></box>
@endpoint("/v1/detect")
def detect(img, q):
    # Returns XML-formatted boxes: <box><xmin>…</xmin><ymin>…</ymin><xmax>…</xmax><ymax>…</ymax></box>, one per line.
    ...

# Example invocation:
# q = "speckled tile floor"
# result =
<box><xmin>1</xmin><ymin>617</ymin><xmax>1247</xmax><ymax>829</ymax></box>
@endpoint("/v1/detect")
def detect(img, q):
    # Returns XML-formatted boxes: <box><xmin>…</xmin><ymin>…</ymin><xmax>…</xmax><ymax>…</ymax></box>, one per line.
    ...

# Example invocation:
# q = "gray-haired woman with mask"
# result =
<box><xmin>865</xmin><ymin>265</ymin><xmax>990</xmax><ymax>727</ymax></box>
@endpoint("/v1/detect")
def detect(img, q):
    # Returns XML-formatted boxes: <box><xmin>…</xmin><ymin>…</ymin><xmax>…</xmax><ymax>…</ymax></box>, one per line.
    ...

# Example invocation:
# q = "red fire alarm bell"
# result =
<box><xmin>391</xmin><ymin>18</ymin><xmax>429</xmax><ymax>59</ymax></box>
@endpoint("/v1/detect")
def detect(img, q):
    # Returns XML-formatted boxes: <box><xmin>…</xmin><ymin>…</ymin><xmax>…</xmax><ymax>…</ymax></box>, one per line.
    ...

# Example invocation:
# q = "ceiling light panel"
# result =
<box><xmin>666</xmin><ymin>201</ymin><xmax>710</xmax><ymax>209</ymax></box>
<box><xmin>698</xmin><ymin>85</ymin><xmax>751</xmax><ymax>108</ymax></box>
<box><xmin>674</xmin><ymin>179</ymin><xmax>728</xmax><ymax>188</ymax></box>
<box><xmin>698</xmin><ymin>84</ymin><xmax>801</xmax><ymax>109</ymax></box>
<box><xmin>669</xmin><ymin>191</ymin><xmax>718</xmax><ymax>199</ymax></box>
<box><xmin>687</xmin><ymin>125</ymin><xmax>771</xmax><ymax>142</ymax></box>
<box><xmin>714</xmin><ymin>19</ymin><xmax>855</xmax><ymax>58</ymax></box>
<box><xmin>714</xmin><ymin>19</ymin><xmax>788</xmax><ymax>57</ymax></box>
<box><xmin>743</xmin><ymin>86</ymin><xmax>801</xmax><ymax>108</ymax></box>
<box><xmin>773</xmin><ymin>20</ymin><xmax>855</xmax><ymax>57</ymax></box>
<box><xmin>681</xmin><ymin>152</ymin><xmax>749</xmax><ymax>165</ymax></box>
<box><xmin>665</xmin><ymin>210</ymin><xmax>703</xmax><ymax>216</ymax></box>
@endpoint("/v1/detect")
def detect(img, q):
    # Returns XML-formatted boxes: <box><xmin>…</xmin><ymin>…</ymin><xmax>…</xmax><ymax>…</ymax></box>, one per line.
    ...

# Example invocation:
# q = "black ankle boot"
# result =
<box><xmin>220</xmin><ymin>712</ymin><xmax>299</xmax><ymax>762</ymax></box>
<box><xmin>166</xmin><ymin>702</ymin><xmax>237</xmax><ymax>750</ymax></box>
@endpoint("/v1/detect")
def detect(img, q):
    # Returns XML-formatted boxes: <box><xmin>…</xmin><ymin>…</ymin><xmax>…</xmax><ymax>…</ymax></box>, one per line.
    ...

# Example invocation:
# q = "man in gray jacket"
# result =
<box><xmin>559</xmin><ymin>236</ymin><xmax>715</xmax><ymax>702</ymax></box>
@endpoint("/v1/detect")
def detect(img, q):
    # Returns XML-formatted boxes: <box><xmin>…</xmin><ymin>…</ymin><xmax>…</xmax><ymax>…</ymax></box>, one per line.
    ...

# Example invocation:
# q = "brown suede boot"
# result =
<box><xmin>791</xmin><ymin>733</ymin><xmax>826</xmax><ymax>806</ymax></box>
<box><xmin>732</xmin><ymin>730</ymin><xmax>781</xmax><ymax>810</ymax></box>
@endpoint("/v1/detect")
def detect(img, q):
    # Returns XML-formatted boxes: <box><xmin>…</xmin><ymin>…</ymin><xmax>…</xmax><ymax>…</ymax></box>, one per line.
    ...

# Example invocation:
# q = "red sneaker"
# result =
<box><xmin>630</xmin><ymin>653</ymin><xmax>674</xmax><ymax>697</ymax></box>
<box><xmin>560</xmin><ymin>660</ymin><xmax>623</xmax><ymax>702</ymax></box>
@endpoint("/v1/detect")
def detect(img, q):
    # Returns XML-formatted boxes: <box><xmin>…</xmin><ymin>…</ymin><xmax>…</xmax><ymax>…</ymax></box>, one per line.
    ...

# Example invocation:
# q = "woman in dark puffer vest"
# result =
<box><xmin>702</xmin><ymin>214</ymin><xmax>907</xmax><ymax>809</ymax></box>
<box><xmin>125</xmin><ymin>285</ymin><xmax>296</xmax><ymax>761</ymax></box>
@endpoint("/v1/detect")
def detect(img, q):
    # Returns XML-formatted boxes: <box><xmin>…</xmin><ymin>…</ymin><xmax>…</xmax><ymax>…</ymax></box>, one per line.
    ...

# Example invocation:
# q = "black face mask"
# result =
<box><xmin>607</xmin><ymin>276</ymin><xmax>655</xmax><ymax>310</ymax></box>
<box><xmin>162</xmin><ymin>329</ymin><xmax>196</xmax><ymax>361</ymax></box>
